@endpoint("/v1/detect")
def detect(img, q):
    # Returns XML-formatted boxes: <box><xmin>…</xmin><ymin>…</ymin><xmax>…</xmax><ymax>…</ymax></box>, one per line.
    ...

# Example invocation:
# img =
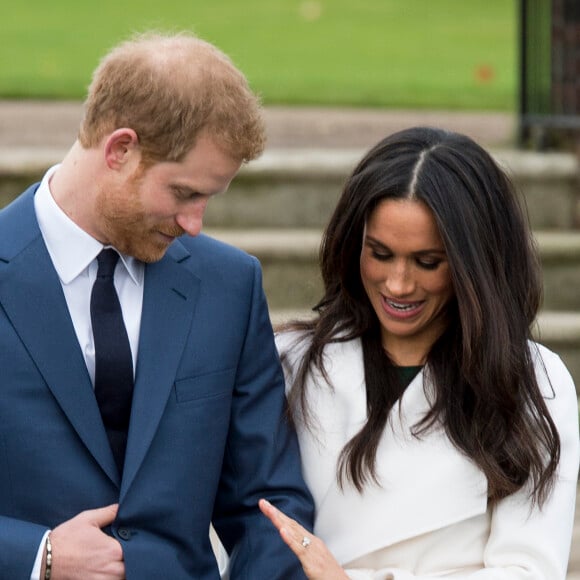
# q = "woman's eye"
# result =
<box><xmin>417</xmin><ymin>259</ymin><xmax>441</xmax><ymax>270</ymax></box>
<box><xmin>371</xmin><ymin>250</ymin><xmax>392</xmax><ymax>261</ymax></box>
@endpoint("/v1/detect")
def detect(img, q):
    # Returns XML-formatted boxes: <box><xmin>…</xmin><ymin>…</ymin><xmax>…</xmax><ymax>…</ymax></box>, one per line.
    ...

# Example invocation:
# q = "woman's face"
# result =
<box><xmin>360</xmin><ymin>198</ymin><xmax>454</xmax><ymax>365</ymax></box>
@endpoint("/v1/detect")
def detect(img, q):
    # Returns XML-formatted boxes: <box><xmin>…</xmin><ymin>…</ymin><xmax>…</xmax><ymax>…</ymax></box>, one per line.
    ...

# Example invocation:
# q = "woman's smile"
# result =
<box><xmin>381</xmin><ymin>295</ymin><xmax>426</xmax><ymax>319</ymax></box>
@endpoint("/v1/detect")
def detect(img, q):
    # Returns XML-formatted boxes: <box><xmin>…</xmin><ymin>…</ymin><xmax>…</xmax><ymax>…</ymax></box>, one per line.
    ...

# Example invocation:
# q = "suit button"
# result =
<box><xmin>118</xmin><ymin>528</ymin><xmax>132</xmax><ymax>540</ymax></box>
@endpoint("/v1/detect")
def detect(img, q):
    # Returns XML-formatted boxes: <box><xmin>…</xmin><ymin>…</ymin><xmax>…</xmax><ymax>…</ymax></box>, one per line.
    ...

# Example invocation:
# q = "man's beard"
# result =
<box><xmin>95</xmin><ymin>179</ymin><xmax>183</xmax><ymax>263</ymax></box>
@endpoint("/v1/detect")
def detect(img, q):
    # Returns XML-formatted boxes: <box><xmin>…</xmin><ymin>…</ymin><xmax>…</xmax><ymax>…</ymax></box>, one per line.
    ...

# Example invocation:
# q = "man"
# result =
<box><xmin>0</xmin><ymin>32</ymin><xmax>313</xmax><ymax>579</ymax></box>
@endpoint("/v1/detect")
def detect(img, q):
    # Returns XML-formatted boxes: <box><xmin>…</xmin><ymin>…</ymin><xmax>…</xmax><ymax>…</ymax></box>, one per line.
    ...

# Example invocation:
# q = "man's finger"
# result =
<box><xmin>85</xmin><ymin>504</ymin><xmax>119</xmax><ymax>528</ymax></box>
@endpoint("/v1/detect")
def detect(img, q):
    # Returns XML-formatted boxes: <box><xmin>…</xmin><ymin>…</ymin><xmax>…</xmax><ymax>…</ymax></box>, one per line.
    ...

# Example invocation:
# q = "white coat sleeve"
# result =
<box><xmin>344</xmin><ymin>351</ymin><xmax>579</xmax><ymax>580</ymax></box>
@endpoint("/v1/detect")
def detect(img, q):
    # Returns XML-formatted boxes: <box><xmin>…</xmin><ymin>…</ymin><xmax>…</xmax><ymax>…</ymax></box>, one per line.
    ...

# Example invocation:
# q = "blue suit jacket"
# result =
<box><xmin>0</xmin><ymin>185</ymin><xmax>313</xmax><ymax>578</ymax></box>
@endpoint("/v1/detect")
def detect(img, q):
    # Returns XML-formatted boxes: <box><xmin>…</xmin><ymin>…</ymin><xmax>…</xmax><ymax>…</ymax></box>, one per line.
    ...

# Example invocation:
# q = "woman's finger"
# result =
<box><xmin>260</xmin><ymin>499</ymin><xmax>348</xmax><ymax>580</ymax></box>
<box><xmin>259</xmin><ymin>499</ymin><xmax>301</xmax><ymax>532</ymax></box>
<box><xmin>279</xmin><ymin>524</ymin><xmax>313</xmax><ymax>553</ymax></box>
<box><xmin>259</xmin><ymin>499</ymin><xmax>312</xmax><ymax>554</ymax></box>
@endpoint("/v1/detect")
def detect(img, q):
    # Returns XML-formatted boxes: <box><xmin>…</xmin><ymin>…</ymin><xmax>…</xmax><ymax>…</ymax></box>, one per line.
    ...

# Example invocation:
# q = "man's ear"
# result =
<box><xmin>103</xmin><ymin>128</ymin><xmax>140</xmax><ymax>170</ymax></box>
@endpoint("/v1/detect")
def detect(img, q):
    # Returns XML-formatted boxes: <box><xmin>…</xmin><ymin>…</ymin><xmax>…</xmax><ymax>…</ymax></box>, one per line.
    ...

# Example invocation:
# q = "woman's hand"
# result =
<box><xmin>259</xmin><ymin>498</ymin><xmax>349</xmax><ymax>580</ymax></box>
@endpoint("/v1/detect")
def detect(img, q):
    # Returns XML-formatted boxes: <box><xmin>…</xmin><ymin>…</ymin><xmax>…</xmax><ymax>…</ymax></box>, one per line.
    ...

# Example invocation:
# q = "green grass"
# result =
<box><xmin>0</xmin><ymin>0</ymin><xmax>516</xmax><ymax>110</ymax></box>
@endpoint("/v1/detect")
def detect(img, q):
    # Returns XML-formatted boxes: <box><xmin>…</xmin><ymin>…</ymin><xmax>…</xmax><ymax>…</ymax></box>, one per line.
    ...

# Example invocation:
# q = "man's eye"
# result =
<box><xmin>173</xmin><ymin>188</ymin><xmax>200</xmax><ymax>200</ymax></box>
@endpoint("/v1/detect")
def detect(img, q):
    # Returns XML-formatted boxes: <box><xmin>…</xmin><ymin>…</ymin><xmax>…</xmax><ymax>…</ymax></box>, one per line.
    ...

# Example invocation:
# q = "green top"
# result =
<box><xmin>396</xmin><ymin>366</ymin><xmax>422</xmax><ymax>388</ymax></box>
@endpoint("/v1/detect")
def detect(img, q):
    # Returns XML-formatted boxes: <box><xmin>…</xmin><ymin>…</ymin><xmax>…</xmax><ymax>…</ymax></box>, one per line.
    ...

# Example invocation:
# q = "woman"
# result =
<box><xmin>260</xmin><ymin>127</ymin><xmax>579</xmax><ymax>579</ymax></box>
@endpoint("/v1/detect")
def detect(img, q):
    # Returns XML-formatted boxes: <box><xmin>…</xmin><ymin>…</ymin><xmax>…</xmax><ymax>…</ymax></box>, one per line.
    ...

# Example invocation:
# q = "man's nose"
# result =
<box><xmin>175</xmin><ymin>199</ymin><xmax>209</xmax><ymax>237</ymax></box>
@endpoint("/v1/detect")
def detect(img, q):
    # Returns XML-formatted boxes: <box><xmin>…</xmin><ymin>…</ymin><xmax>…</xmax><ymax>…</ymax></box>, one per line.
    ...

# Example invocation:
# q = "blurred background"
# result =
<box><xmin>0</xmin><ymin>0</ymin><xmax>515</xmax><ymax>109</ymax></box>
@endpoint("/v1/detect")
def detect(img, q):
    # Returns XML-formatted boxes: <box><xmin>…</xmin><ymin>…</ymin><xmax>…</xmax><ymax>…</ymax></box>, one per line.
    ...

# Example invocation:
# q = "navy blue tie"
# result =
<box><xmin>90</xmin><ymin>249</ymin><xmax>134</xmax><ymax>474</ymax></box>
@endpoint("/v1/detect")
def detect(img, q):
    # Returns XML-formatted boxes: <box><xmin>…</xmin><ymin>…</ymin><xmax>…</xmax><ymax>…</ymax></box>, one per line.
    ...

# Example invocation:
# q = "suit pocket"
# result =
<box><xmin>174</xmin><ymin>368</ymin><xmax>236</xmax><ymax>404</ymax></box>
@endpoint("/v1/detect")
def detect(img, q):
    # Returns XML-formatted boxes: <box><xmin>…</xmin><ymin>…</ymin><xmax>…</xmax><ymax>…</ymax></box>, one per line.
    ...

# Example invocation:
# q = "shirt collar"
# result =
<box><xmin>34</xmin><ymin>164</ymin><xmax>144</xmax><ymax>286</ymax></box>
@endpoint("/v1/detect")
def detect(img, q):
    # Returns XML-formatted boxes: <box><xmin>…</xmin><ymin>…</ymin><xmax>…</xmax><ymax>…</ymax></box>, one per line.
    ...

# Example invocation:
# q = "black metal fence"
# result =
<box><xmin>519</xmin><ymin>0</ymin><xmax>580</xmax><ymax>148</ymax></box>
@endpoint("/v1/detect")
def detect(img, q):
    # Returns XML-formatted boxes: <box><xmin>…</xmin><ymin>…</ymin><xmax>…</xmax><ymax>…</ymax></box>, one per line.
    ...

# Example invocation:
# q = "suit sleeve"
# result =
<box><xmin>344</xmin><ymin>351</ymin><xmax>580</xmax><ymax>580</ymax></box>
<box><xmin>211</xmin><ymin>257</ymin><xmax>314</xmax><ymax>579</ymax></box>
<box><xmin>0</xmin><ymin>515</ymin><xmax>49</xmax><ymax>578</ymax></box>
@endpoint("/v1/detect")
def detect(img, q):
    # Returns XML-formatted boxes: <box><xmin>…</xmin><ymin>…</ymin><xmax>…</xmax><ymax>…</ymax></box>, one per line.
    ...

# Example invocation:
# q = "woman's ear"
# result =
<box><xmin>103</xmin><ymin>128</ymin><xmax>140</xmax><ymax>170</ymax></box>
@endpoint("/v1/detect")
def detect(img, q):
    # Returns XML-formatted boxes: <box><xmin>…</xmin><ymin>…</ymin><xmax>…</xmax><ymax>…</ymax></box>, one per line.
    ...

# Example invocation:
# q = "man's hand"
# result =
<box><xmin>41</xmin><ymin>504</ymin><xmax>125</xmax><ymax>579</ymax></box>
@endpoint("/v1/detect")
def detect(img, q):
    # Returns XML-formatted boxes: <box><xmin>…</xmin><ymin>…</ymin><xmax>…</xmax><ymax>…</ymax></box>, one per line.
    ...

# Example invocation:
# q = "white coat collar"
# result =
<box><xmin>276</xmin><ymin>332</ymin><xmax>488</xmax><ymax>565</ymax></box>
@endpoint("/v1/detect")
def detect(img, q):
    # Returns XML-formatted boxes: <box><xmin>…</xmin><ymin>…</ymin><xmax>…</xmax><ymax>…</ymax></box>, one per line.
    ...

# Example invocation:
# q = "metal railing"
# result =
<box><xmin>519</xmin><ymin>0</ymin><xmax>580</xmax><ymax>148</ymax></box>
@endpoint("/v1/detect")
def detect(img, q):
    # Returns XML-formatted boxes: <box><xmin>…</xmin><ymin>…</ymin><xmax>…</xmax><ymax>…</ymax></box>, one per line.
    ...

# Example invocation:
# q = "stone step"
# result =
<box><xmin>207</xmin><ymin>229</ymin><xmax>580</xmax><ymax>312</ymax></box>
<box><xmin>193</xmin><ymin>148</ymin><xmax>580</xmax><ymax>230</ymax></box>
<box><xmin>532</xmin><ymin>312</ymin><xmax>580</xmax><ymax>395</ymax></box>
<box><xmin>211</xmin><ymin>150</ymin><xmax>580</xmax><ymax>230</ymax></box>
<box><xmin>0</xmin><ymin>147</ymin><xmax>579</xmax><ymax>230</ymax></box>
<box><xmin>270</xmin><ymin>309</ymin><xmax>580</xmax><ymax>399</ymax></box>
<box><xmin>536</xmin><ymin>231</ymin><xmax>580</xmax><ymax>311</ymax></box>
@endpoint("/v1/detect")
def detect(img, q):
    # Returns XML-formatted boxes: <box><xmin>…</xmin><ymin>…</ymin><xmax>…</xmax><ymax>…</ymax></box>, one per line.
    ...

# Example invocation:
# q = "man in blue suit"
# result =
<box><xmin>0</xmin><ymin>32</ymin><xmax>313</xmax><ymax>579</ymax></box>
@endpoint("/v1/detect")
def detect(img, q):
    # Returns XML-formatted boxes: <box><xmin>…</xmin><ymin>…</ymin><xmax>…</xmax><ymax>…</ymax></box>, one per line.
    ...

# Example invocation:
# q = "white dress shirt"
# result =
<box><xmin>30</xmin><ymin>165</ymin><xmax>145</xmax><ymax>579</ymax></box>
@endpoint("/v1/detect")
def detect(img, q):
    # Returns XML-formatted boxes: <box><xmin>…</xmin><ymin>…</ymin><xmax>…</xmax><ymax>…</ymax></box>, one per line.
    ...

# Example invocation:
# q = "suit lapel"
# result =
<box><xmin>121</xmin><ymin>242</ymin><xmax>199</xmax><ymax>498</ymax></box>
<box><xmin>0</xmin><ymin>190</ymin><xmax>201</xmax><ymax>493</ymax></box>
<box><xmin>0</xmin><ymin>193</ymin><xmax>119</xmax><ymax>485</ymax></box>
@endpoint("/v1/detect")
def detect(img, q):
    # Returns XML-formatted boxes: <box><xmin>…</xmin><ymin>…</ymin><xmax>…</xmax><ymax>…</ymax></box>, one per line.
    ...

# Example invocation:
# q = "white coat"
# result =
<box><xmin>276</xmin><ymin>333</ymin><xmax>580</xmax><ymax>579</ymax></box>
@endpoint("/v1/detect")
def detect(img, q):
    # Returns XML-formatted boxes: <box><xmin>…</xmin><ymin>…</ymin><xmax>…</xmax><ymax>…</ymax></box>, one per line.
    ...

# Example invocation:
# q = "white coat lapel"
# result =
<box><xmin>287</xmin><ymin>337</ymin><xmax>488</xmax><ymax>565</ymax></box>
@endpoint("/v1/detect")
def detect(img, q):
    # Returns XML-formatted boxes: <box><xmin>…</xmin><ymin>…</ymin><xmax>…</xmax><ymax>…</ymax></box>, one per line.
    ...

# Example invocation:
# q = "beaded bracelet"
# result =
<box><xmin>44</xmin><ymin>533</ymin><xmax>52</xmax><ymax>580</ymax></box>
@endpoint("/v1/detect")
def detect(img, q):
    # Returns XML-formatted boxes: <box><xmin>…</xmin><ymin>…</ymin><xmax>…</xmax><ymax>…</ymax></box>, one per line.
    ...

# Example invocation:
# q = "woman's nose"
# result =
<box><xmin>384</xmin><ymin>262</ymin><xmax>415</xmax><ymax>297</ymax></box>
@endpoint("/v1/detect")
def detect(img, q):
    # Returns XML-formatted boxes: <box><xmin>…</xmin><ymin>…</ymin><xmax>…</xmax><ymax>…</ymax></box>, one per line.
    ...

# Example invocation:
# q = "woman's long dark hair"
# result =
<box><xmin>282</xmin><ymin>127</ymin><xmax>559</xmax><ymax>506</ymax></box>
